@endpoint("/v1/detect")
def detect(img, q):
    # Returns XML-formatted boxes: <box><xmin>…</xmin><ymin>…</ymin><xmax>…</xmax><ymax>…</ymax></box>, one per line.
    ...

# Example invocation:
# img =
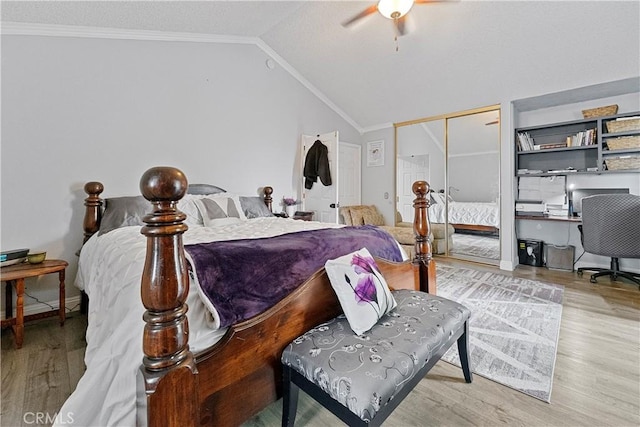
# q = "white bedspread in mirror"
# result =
<box><xmin>429</xmin><ymin>201</ymin><xmax>500</xmax><ymax>228</ymax></box>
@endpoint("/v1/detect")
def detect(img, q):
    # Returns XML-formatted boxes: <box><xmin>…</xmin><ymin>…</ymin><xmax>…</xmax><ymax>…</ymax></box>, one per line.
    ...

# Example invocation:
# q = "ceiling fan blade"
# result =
<box><xmin>341</xmin><ymin>4</ymin><xmax>379</xmax><ymax>27</ymax></box>
<box><xmin>395</xmin><ymin>15</ymin><xmax>408</xmax><ymax>36</ymax></box>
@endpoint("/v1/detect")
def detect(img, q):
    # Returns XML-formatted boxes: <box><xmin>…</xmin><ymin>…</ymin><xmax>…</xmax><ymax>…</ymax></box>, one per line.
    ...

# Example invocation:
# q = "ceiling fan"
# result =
<box><xmin>342</xmin><ymin>0</ymin><xmax>449</xmax><ymax>36</ymax></box>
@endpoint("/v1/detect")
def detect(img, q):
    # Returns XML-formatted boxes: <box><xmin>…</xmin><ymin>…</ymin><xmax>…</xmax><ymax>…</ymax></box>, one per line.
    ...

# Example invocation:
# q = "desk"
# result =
<box><xmin>1</xmin><ymin>259</ymin><xmax>67</xmax><ymax>348</ymax></box>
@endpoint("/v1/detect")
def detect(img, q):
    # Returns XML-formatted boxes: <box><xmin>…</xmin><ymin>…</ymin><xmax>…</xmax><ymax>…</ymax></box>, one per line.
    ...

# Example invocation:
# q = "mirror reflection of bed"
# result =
<box><xmin>396</xmin><ymin>106</ymin><xmax>501</xmax><ymax>264</ymax></box>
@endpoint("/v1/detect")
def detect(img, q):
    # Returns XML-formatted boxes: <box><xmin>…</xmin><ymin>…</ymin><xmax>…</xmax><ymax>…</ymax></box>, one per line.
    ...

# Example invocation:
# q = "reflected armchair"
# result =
<box><xmin>577</xmin><ymin>194</ymin><xmax>640</xmax><ymax>287</ymax></box>
<box><xmin>339</xmin><ymin>205</ymin><xmax>452</xmax><ymax>257</ymax></box>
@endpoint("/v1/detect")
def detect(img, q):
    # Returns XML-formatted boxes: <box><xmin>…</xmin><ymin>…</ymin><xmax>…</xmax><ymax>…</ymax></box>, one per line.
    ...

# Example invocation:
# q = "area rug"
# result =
<box><xmin>451</xmin><ymin>233</ymin><xmax>500</xmax><ymax>260</ymax></box>
<box><xmin>436</xmin><ymin>265</ymin><xmax>564</xmax><ymax>402</ymax></box>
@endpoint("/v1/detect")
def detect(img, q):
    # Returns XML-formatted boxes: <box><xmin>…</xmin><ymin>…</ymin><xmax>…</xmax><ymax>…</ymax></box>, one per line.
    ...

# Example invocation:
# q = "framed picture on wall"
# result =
<box><xmin>367</xmin><ymin>140</ymin><xmax>384</xmax><ymax>167</ymax></box>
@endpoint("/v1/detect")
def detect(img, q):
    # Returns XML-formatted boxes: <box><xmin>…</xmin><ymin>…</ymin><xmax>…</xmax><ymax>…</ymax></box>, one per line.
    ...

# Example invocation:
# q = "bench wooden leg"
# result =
<box><xmin>457</xmin><ymin>320</ymin><xmax>473</xmax><ymax>383</ymax></box>
<box><xmin>282</xmin><ymin>366</ymin><xmax>299</xmax><ymax>427</ymax></box>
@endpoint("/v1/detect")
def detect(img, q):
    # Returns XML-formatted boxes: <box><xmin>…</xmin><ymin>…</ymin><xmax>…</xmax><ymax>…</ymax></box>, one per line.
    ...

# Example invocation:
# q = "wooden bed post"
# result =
<box><xmin>139</xmin><ymin>166</ymin><xmax>198</xmax><ymax>427</ymax></box>
<box><xmin>82</xmin><ymin>182</ymin><xmax>104</xmax><ymax>243</ymax></box>
<box><xmin>263</xmin><ymin>186</ymin><xmax>273</xmax><ymax>212</ymax></box>
<box><xmin>412</xmin><ymin>181</ymin><xmax>436</xmax><ymax>294</ymax></box>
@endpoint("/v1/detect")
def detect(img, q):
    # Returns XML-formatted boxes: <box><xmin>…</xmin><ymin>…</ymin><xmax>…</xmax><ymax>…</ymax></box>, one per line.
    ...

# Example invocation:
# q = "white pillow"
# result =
<box><xmin>325</xmin><ymin>248</ymin><xmax>397</xmax><ymax>335</ymax></box>
<box><xmin>430</xmin><ymin>192</ymin><xmax>446</xmax><ymax>205</ymax></box>
<box><xmin>178</xmin><ymin>194</ymin><xmax>207</xmax><ymax>226</ymax></box>
<box><xmin>203</xmin><ymin>193</ymin><xmax>248</xmax><ymax>221</ymax></box>
<box><xmin>194</xmin><ymin>196</ymin><xmax>244</xmax><ymax>227</ymax></box>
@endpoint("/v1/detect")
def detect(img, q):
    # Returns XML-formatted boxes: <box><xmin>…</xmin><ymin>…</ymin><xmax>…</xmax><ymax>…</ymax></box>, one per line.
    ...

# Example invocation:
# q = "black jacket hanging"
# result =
<box><xmin>303</xmin><ymin>140</ymin><xmax>332</xmax><ymax>190</ymax></box>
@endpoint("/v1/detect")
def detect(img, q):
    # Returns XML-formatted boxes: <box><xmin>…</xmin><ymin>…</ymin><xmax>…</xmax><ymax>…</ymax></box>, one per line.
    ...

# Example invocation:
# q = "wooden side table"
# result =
<box><xmin>1</xmin><ymin>259</ymin><xmax>67</xmax><ymax>349</ymax></box>
<box><xmin>293</xmin><ymin>211</ymin><xmax>314</xmax><ymax>221</ymax></box>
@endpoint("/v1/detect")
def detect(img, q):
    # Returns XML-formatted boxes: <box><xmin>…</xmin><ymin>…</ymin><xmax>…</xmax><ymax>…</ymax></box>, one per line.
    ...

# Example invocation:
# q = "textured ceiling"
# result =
<box><xmin>3</xmin><ymin>1</ymin><xmax>639</xmax><ymax>131</ymax></box>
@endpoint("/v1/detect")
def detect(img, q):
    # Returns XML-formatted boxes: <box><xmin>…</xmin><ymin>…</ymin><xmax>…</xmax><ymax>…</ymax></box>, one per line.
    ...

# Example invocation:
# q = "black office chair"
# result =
<box><xmin>577</xmin><ymin>194</ymin><xmax>640</xmax><ymax>287</ymax></box>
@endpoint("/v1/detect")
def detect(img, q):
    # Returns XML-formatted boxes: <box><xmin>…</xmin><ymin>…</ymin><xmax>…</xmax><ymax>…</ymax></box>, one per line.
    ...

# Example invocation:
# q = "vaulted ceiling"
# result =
<box><xmin>3</xmin><ymin>1</ymin><xmax>639</xmax><ymax>131</ymax></box>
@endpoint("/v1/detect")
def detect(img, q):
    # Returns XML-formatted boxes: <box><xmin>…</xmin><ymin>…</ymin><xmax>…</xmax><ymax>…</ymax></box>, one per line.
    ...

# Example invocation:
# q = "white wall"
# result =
<box><xmin>361</xmin><ymin>127</ymin><xmax>396</xmax><ymax>225</ymax></box>
<box><xmin>0</xmin><ymin>34</ymin><xmax>361</xmax><ymax>313</ymax></box>
<box><xmin>449</xmin><ymin>153</ymin><xmax>500</xmax><ymax>202</ymax></box>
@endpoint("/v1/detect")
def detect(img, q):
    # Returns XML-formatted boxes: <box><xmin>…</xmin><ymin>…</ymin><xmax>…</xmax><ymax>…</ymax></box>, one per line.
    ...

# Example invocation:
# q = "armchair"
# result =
<box><xmin>339</xmin><ymin>205</ymin><xmax>418</xmax><ymax>257</ymax></box>
<box><xmin>576</xmin><ymin>194</ymin><xmax>640</xmax><ymax>287</ymax></box>
<box><xmin>339</xmin><ymin>205</ymin><xmax>452</xmax><ymax>256</ymax></box>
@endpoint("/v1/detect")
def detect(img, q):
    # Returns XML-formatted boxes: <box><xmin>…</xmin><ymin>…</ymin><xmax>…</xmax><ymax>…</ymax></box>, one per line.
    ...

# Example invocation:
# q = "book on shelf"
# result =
<box><xmin>517</xmin><ymin>169</ymin><xmax>544</xmax><ymax>175</ymax></box>
<box><xmin>547</xmin><ymin>168</ymin><xmax>578</xmax><ymax>173</ymax></box>
<box><xmin>517</xmin><ymin>132</ymin><xmax>535</xmax><ymax>151</ymax></box>
<box><xmin>534</xmin><ymin>142</ymin><xmax>567</xmax><ymax>150</ymax></box>
<box><xmin>567</xmin><ymin>128</ymin><xmax>597</xmax><ymax>147</ymax></box>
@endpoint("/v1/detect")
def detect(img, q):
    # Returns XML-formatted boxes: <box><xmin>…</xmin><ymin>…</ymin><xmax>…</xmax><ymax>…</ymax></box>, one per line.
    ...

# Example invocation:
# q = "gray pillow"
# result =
<box><xmin>98</xmin><ymin>196</ymin><xmax>150</xmax><ymax>235</ymax></box>
<box><xmin>187</xmin><ymin>184</ymin><xmax>226</xmax><ymax>195</ymax></box>
<box><xmin>240</xmin><ymin>196</ymin><xmax>274</xmax><ymax>219</ymax></box>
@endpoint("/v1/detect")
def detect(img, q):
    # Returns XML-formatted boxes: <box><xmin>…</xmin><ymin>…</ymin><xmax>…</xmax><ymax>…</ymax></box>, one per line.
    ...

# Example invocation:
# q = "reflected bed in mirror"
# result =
<box><xmin>429</xmin><ymin>191</ymin><xmax>499</xmax><ymax>234</ymax></box>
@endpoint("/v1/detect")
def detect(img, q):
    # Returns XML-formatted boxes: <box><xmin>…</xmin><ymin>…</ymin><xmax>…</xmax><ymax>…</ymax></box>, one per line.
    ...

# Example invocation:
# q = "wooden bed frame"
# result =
<box><xmin>451</xmin><ymin>223</ymin><xmax>499</xmax><ymax>234</ymax></box>
<box><xmin>81</xmin><ymin>166</ymin><xmax>435</xmax><ymax>427</ymax></box>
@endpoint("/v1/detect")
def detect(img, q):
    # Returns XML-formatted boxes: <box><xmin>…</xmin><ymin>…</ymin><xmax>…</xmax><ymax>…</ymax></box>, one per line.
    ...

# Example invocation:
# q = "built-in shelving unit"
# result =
<box><xmin>515</xmin><ymin>111</ymin><xmax>640</xmax><ymax>177</ymax></box>
<box><xmin>600</xmin><ymin>112</ymin><xmax>640</xmax><ymax>173</ymax></box>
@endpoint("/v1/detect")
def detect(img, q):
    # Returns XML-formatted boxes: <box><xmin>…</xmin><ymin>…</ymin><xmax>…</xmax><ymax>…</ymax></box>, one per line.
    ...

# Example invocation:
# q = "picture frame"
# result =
<box><xmin>367</xmin><ymin>140</ymin><xmax>384</xmax><ymax>167</ymax></box>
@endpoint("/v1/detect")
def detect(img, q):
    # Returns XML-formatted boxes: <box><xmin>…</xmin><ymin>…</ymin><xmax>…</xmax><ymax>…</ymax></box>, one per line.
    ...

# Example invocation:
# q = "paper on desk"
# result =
<box><xmin>518</xmin><ymin>176</ymin><xmax>566</xmax><ymax>205</ymax></box>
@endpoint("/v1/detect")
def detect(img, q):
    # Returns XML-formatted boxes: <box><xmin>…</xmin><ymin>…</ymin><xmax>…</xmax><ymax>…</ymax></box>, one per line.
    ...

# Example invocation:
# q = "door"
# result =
<box><xmin>301</xmin><ymin>132</ymin><xmax>338</xmax><ymax>223</ymax></box>
<box><xmin>397</xmin><ymin>154</ymin><xmax>429</xmax><ymax>222</ymax></box>
<box><xmin>338</xmin><ymin>142</ymin><xmax>362</xmax><ymax>208</ymax></box>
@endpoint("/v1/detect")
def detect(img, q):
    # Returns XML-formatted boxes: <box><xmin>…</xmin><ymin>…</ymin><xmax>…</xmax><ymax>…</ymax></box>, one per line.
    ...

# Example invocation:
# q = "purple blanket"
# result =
<box><xmin>185</xmin><ymin>225</ymin><xmax>403</xmax><ymax>328</ymax></box>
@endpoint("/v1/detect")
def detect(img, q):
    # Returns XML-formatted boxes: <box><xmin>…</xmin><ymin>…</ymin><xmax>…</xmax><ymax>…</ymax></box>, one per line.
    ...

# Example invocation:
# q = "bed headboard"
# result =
<box><xmin>82</xmin><ymin>180</ymin><xmax>274</xmax><ymax>242</ymax></box>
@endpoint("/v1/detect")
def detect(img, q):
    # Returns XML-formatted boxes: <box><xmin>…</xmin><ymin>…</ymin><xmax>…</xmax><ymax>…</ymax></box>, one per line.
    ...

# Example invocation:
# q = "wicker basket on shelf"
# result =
<box><xmin>606</xmin><ymin>117</ymin><xmax>640</xmax><ymax>133</ymax></box>
<box><xmin>604</xmin><ymin>155</ymin><xmax>640</xmax><ymax>171</ymax></box>
<box><xmin>606</xmin><ymin>135</ymin><xmax>640</xmax><ymax>151</ymax></box>
<box><xmin>582</xmin><ymin>105</ymin><xmax>618</xmax><ymax>119</ymax></box>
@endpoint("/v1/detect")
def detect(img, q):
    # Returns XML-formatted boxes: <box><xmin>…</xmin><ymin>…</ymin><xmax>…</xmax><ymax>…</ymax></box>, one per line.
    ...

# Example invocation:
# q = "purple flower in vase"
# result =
<box><xmin>282</xmin><ymin>197</ymin><xmax>300</xmax><ymax>206</ymax></box>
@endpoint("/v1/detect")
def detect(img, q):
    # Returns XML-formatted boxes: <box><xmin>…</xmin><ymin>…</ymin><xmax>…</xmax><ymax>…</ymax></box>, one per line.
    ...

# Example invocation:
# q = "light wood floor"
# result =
<box><xmin>2</xmin><ymin>259</ymin><xmax>639</xmax><ymax>427</ymax></box>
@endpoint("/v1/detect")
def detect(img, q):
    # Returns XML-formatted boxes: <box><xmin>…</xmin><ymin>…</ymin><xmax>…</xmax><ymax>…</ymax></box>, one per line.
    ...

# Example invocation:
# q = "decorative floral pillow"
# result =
<box><xmin>325</xmin><ymin>248</ymin><xmax>397</xmax><ymax>335</ymax></box>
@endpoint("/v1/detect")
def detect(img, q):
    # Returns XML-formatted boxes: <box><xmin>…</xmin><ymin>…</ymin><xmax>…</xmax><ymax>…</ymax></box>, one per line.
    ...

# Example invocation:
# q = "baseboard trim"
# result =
<box><xmin>1</xmin><ymin>295</ymin><xmax>81</xmax><ymax>319</ymax></box>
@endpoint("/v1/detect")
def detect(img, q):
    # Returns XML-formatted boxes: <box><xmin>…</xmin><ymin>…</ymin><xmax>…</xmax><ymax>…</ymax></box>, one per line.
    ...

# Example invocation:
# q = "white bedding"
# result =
<box><xmin>57</xmin><ymin>217</ymin><xmax>348</xmax><ymax>427</ymax></box>
<box><xmin>429</xmin><ymin>201</ymin><xmax>500</xmax><ymax>228</ymax></box>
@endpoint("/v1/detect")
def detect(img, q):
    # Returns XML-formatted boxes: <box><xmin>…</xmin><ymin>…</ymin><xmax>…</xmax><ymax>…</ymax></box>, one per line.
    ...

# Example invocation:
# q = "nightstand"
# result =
<box><xmin>293</xmin><ymin>211</ymin><xmax>314</xmax><ymax>221</ymax></box>
<box><xmin>1</xmin><ymin>259</ymin><xmax>67</xmax><ymax>349</ymax></box>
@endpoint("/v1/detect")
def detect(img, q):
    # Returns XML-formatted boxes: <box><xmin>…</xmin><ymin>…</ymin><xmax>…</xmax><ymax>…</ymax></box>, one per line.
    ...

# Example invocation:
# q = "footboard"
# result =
<box><xmin>135</xmin><ymin>167</ymin><xmax>433</xmax><ymax>426</ymax></box>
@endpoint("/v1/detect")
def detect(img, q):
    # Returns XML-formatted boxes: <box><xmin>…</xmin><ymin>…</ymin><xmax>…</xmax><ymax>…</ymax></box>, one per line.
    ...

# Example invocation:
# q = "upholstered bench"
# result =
<box><xmin>281</xmin><ymin>289</ymin><xmax>472</xmax><ymax>427</ymax></box>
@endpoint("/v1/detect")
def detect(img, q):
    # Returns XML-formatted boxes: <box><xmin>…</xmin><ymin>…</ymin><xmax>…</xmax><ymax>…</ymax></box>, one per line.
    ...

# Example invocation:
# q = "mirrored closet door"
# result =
<box><xmin>395</xmin><ymin>105</ymin><xmax>501</xmax><ymax>264</ymax></box>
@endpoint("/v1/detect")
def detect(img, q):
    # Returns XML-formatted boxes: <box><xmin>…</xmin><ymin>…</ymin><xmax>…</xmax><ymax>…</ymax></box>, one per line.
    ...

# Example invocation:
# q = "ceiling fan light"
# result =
<box><xmin>377</xmin><ymin>0</ymin><xmax>414</xmax><ymax>20</ymax></box>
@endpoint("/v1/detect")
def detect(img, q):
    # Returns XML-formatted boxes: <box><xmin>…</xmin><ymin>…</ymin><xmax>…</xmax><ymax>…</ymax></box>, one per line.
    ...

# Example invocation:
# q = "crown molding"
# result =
<box><xmin>361</xmin><ymin>122</ymin><xmax>393</xmax><ymax>134</ymax></box>
<box><xmin>2</xmin><ymin>22</ymin><xmax>364</xmax><ymax>134</ymax></box>
<box><xmin>1</xmin><ymin>22</ymin><xmax>254</xmax><ymax>44</ymax></box>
